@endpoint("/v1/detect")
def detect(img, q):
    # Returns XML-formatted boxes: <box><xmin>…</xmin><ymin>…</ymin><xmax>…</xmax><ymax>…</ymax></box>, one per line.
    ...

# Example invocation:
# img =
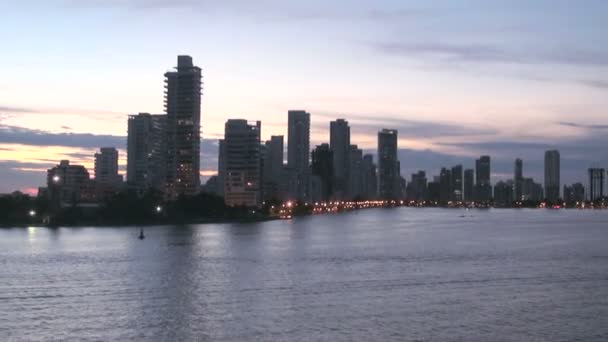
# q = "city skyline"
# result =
<box><xmin>2</xmin><ymin>1</ymin><xmax>608</xmax><ymax>193</ymax></box>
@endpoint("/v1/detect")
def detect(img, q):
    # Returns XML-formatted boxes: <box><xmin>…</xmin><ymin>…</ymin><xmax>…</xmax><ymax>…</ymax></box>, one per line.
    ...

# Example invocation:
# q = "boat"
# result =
<box><xmin>138</xmin><ymin>228</ymin><xmax>145</xmax><ymax>240</ymax></box>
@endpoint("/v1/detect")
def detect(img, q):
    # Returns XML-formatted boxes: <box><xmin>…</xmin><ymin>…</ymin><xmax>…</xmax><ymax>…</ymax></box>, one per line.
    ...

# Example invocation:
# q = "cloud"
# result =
<box><xmin>557</xmin><ymin>122</ymin><xmax>608</xmax><ymax>130</ymax></box>
<box><xmin>374</xmin><ymin>42</ymin><xmax>608</xmax><ymax>67</ymax></box>
<box><xmin>312</xmin><ymin>111</ymin><xmax>497</xmax><ymax>140</ymax></box>
<box><xmin>576</xmin><ymin>79</ymin><xmax>608</xmax><ymax>90</ymax></box>
<box><xmin>0</xmin><ymin>124</ymin><xmax>125</xmax><ymax>149</ymax></box>
<box><xmin>0</xmin><ymin>106</ymin><xmax>38</xmax><ymax>114</ymax></box>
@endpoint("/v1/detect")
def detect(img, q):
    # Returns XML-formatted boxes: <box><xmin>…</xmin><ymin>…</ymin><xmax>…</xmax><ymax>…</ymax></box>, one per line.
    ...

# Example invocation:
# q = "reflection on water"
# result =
<box><xmin>2</xmin><ymin>208</ymin><xmax>608</xmax><ymax>341</ymax></box>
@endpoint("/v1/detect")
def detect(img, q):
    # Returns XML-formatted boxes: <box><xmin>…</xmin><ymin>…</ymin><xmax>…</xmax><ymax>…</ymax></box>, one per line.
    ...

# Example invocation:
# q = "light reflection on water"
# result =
<box><xmin>2</xmin><ymin>208</ymin><xmax>608</xmax><ymax>341</ymax></box>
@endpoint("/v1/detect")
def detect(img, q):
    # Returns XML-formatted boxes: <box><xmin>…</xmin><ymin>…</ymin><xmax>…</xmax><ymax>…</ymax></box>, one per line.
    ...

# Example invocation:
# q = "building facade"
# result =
<box><xmin>330</xmin><ymin>119</ymin><xmax>350</xmax><ymax>199</ymax></box>
<box><xmin>127</xmin><ymin>113</ymin><xmax>167</xmax><ymax>193</ymax></box>
<box><xmin>165</xmin><ymin>55</ymin><xmax>202</xmax><ymax>198</ymax></box>
<box><xmin>223</xmin><ymin>120</ymin><xmax>262</xmax><ymax>207</ymax></box>
<box><xmin>588</xmin><ymin>168</ymin><xmax>605</xmax><ymax>202</ymax></box>
<box><xmin>544</xmin><ymin>150</ymin><xmax>560</xmax><ymax>203</ymax></box>
<box><xmin>287</xmin><ymin>110</ymin><xmax>311</xmax><ymax>202</ymax></box>
<box><xmin>378</xmin><ymin>129</ymin><xmax>399</xmax><ymax>200</ymax></box>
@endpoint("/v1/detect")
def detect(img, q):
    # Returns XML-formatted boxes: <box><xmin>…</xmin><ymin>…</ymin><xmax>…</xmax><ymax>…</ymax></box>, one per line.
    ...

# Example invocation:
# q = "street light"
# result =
<box><xmin>29</xmin><ymin>210</ymin><xmax>36</xmax><ymax>217</ymax></box>
<box><xmin>155</xmin><ymin>205</ymin><xmax>162</xmax><ymax>213</ymax></box>
<box><xmin>52</xmin><ymin>175</ymin><xmax>60</xmax><ymax>183</ymax></box>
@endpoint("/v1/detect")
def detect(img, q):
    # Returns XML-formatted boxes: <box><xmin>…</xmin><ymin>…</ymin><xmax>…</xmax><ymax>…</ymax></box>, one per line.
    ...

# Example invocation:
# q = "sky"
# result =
<box><xmin>1</xmin><ymin>0</ymin><xmax>608</xmax><ymax>194</ymax></box>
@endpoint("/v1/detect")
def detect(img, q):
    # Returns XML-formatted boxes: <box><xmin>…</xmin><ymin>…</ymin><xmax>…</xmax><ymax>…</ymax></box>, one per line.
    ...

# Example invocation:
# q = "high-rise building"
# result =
<box><xmin>544</xmin><ymin>150</ymin><xmax>560</xmax><ymax>203</ymax></box>
<box><xmin>287</xmin><ymin>110</ymin><xmax>311</xmax><ymax>201</ymax></box>
<box><xmin>378</xmin><ymin>129</ymin><xmax>399</xmax><ymax>199</ymax></box>
<box><xmin>330</xmin><ymin>119</ymin><xmax>350</xmax><ymax>199</ymax></box>
<box><xmin>451</xmin><ymin>164</ymin><xmax>463</xmax><ymax>202</ymax></box>
<box><xmin>522</xmin><ymin>177</ymin><xmax>544</xmax><ymax>202</ymax></box>
<box><xmin>439</xmin><ymin>167</ymin><xmax>452</xmax><ymax>203</ymax></box>
<box><xmin>588</xmin><ymin>168</ymin><xmax>605</xmax><ymax>202</ymax></box>
<box><xmin>47</xmin><ymin>160</ymin><xmax>95</xmax><ymax>205</ymax></box>
<box><xmin>94</xmin><ymin>147</ymin><xmax>122</xmax><ymax>186</ymax></box>
<box><xmin>348</xmin><ymin>145</ymin><xmax>363</xmax><ymax>199</ymax></box>
<box><xmin>564</xmin><ymin>183</ymin><xmax>585</xmax><ymax>205</ymax></box>
<box><xmin>361</xmin><ymin>154</ymin><xmax>378</xmax><ymax>200</ymax></box>
<box><xmin>311</xmin><ymin>144</ymin><xmax>333</xmax><ymax>202</ymax></box>
<box><xmin>262</xmin><ymin>136</ymin><xmax>284</xmax><ymax>202</ymax></box>
<box><xmin>427</xmin><ymin>179</ymin><xmax>440</xmax><ymax>203</ymax></box>
<box><xmin>514</xmin><ymin>158</ymin><xmax>523</xmax><ymax>201</ymax></box>
<box><xmin>223</xmin><ymin>120</ymin><xmax>262</xmax><ymax>207</ymax></box>
<box><xmin>463</xmin><ymin>168</ymin><xmax>474</xmax><ymax>202</ymax></box>
<box><xmin>474</xmin><ymin>156</ymin><xmax>491</xmax><ymax>202</ymax></box>
<box><xmin>494</xmin><ymin>181</ymin><xmax>513</xmax><ymax>207</ymax></box>
<box><xmin>94</xmin><ymin>147</ymin><xmax>122</xmax><ymax>199</ymax></box>
<box><xmin>127</xmin><ymin>113</ymin><xmax>167</xmax><ymax>193</ymax></box>
<box><xmin>165</xmin><ymin>55</ymin><xmax>202</xmax><ymax>198</ymax></box>
<box><xmin>406</xmin><ymin>170</ymin><xmax>427</xmax><ymax>201</ymax></box>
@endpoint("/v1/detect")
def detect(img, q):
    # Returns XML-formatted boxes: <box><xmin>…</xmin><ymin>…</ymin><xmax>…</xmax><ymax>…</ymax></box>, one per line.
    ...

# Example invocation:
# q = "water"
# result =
<box><xmin>2</xmin><ymin>208</ymin><xmax>608</xmax><ymax>341</ymax></box>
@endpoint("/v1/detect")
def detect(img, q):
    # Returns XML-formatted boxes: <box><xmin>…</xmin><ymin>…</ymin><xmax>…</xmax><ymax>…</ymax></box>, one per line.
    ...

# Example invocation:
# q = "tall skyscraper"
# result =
<box><xmin>311</xmin><ymin>144</ymin><xmax>333</xmax><ymax>202</ymax></box>
<box><xmin>588</xmin><ymin>168</ymin><xmax>605</xmax><ymax>201</ymax></box>
<box><xmin>494</xmin><ymin>181</ymin><xmax>513</xmax><ymax>207</ymax></box>
<box><xmin>165</xmin><ymin>55</ymin><xmax>202</xmax><ymax>198</ymax></box>
<box><xmin>94</xmin><ymin>147</ymin><xmax>121</xmax><ymax>186</ymax></box>
<box><xmin>514</xmin><ymin>158</ymin><xmax>523</xmax><ymax>201</ymax></box>
<box><xmin>348</xmin><ymin>144</ymin><xmax>363</xmax><ymax>199</ymax></box>
<box><xmin>475</xmin><ymin>156</ymin><xmax>491</xmax><ymax>202</ymax></box>
<box><xmin>262</xmin><ymin>136</ymin><xmax>284</xmax><ymax>202</ymax></box>
<box><xmin>287</xmin><ymin>110</ymin><xmax>311</xmax><ymax>201</ymax></box>
<box><xmin>463</xmin><ymin>168</ymin><xmax>474</xmax><ymax>202</ymax></box>
<box><xmin>377</xmin><ymin>129</ymin><xmax>399</xmax><ymax>200</ymax></box>
<box><xmin>544</xmin><ymin>150</ymin><xmax>560</xmax><ymax>202</ymax></box>
<box><xmin>451</xmin><ymin>164</ymin><xmax>463</xmax><ymax>202</ymax></box>
<box><xmin>223</xmin><ymin>120</ymin><xmax>261</xmax><ymax>207</ymax></box>
<box><xmin>330</xmin><ymin>119</ymin><xmax>350</xmax><ymax>199</ymax></box>
<box><xmin>127</xmin><ymin>113</ymin><xmax>167</xmax><ymax>193</ymax></box>
<box><xmin>439</xmin><ymin>167</ymin><xmax>452</xmax><ymax>203</ymax></box>
<box><xmin>361</xmin><ymin>154</ymin><xmax>378</xmax><ymax>200</ymax></box>
<box><xmin>406</xmin><ymin>170</ymin><xmax>427</xmax><ymax>201</ymax></box>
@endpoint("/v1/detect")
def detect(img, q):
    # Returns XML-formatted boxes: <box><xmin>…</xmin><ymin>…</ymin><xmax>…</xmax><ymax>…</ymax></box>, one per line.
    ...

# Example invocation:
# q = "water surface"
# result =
<box><xmin>2</xmin><ymin>208</ymin><xmax>608</xmax><ymax>341</ymax></box>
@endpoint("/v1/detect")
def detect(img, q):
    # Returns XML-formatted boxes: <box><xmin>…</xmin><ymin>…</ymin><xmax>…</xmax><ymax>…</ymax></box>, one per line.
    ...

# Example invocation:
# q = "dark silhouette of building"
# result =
<box><xmin>287</xmin><ymin>110</ymin><xmax>311</xmax><ymax>202</ymax></box>
<box><xmin>588</xmin><ymin>168</ymin><xmax>605</xmax><ymax>202</ymax></box>
<box><xmin>522</xmin><ymin>177</ymin><xmax>543</xmax><ymax>202</ymax></box>
<box><xmin>463</xmin><ymin>168</ymin><xmax>474</xmax><ymax>202</ymax></box>
<box><xmin>361</xmin><ymin>154</ymin><xmax>378</xmax><ymax>199</ymax></box>
<box><xmin>311</xmin><ymin>144</ymin><xmax>333</xmax><ymax>202</ymax></box>
<box><xmin>47</xmin><ymin>160</ymin><xmax>95</xmax><ymax>205</ymax></box>
<box><xmin>165</xmin><ymin>55</ymin><xmax>202</xmax><ymax>198</ymax></box>
<box><xmin>330</xmin><ymin>119</ymin><xmax>350</xmax><ymax>199</ymax></box>
<box><xmin>451</xmin><ymin>164</ymin><xmax>463</xmax><ymax>202</ymax></box>
<box><xmin>378</xmin><ymin>129</ymin><xmax>399</xmax><ymax>200</ymax></box>
<box><xmin>348</xmin><ymin>145</ymin><xmax>363</xmax><ymax>199</ymax></box>
<box><xmin>127</xmin><ymin>113</ymin><xmax>167</xmax><ymax>193</ymax></box>
<box><xmin>223</xmin><ymin>120</ymin><xmax>261</xmax><ymax>207</ymax></box>
<box><xmin>262</xmin><ymin>136</ymin><xmax>284</xmax><ymax>202</ymax></box>
<box><xmin>474</xmin><ymin>156</ymin><xmax>491</xmax><ymax>202</ymax></box>
<box><xmin>494</xmin><ymin>181</ymin><xmax>513</xmax><ymax>207</ymax></box>
<box><xmin>564</xmin><ymin>183</ymin><xmax>585</xmax><ymax>205</ymax></box>
<box><xmin>514</xmin><ymin>158</ymin><xmax>523</xmax><ymax>201</ymax></box>
<box><xmin>94</xmin><ymin>147</ymin><xmax>122</xmax><ymax>199</ymax></box>
<box><xmin>406</xmin><ymin>170</ymin><xmax>427</xmax><ymax>201</ymax></box>
<box><xmin>439</xmin><ymin>167</ymin><xmax>452</xmax><ymax>204</ymax></box>
<box><xmin>544</xmin><ymin>150</ymin><xmax>560</xmax><ymax>203</ymax></box>
<box><xmin>427</xmin><ymin>178</ymin><xmax>440</xmax><ymax>203</ymax></box>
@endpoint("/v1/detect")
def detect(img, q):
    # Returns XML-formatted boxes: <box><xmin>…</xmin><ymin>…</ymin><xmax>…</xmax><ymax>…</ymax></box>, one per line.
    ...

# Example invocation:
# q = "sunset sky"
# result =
<box><xmin>1</xmin><ymin>0</ymin><xmax>607</xmax><ymax>194</ymax></box>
